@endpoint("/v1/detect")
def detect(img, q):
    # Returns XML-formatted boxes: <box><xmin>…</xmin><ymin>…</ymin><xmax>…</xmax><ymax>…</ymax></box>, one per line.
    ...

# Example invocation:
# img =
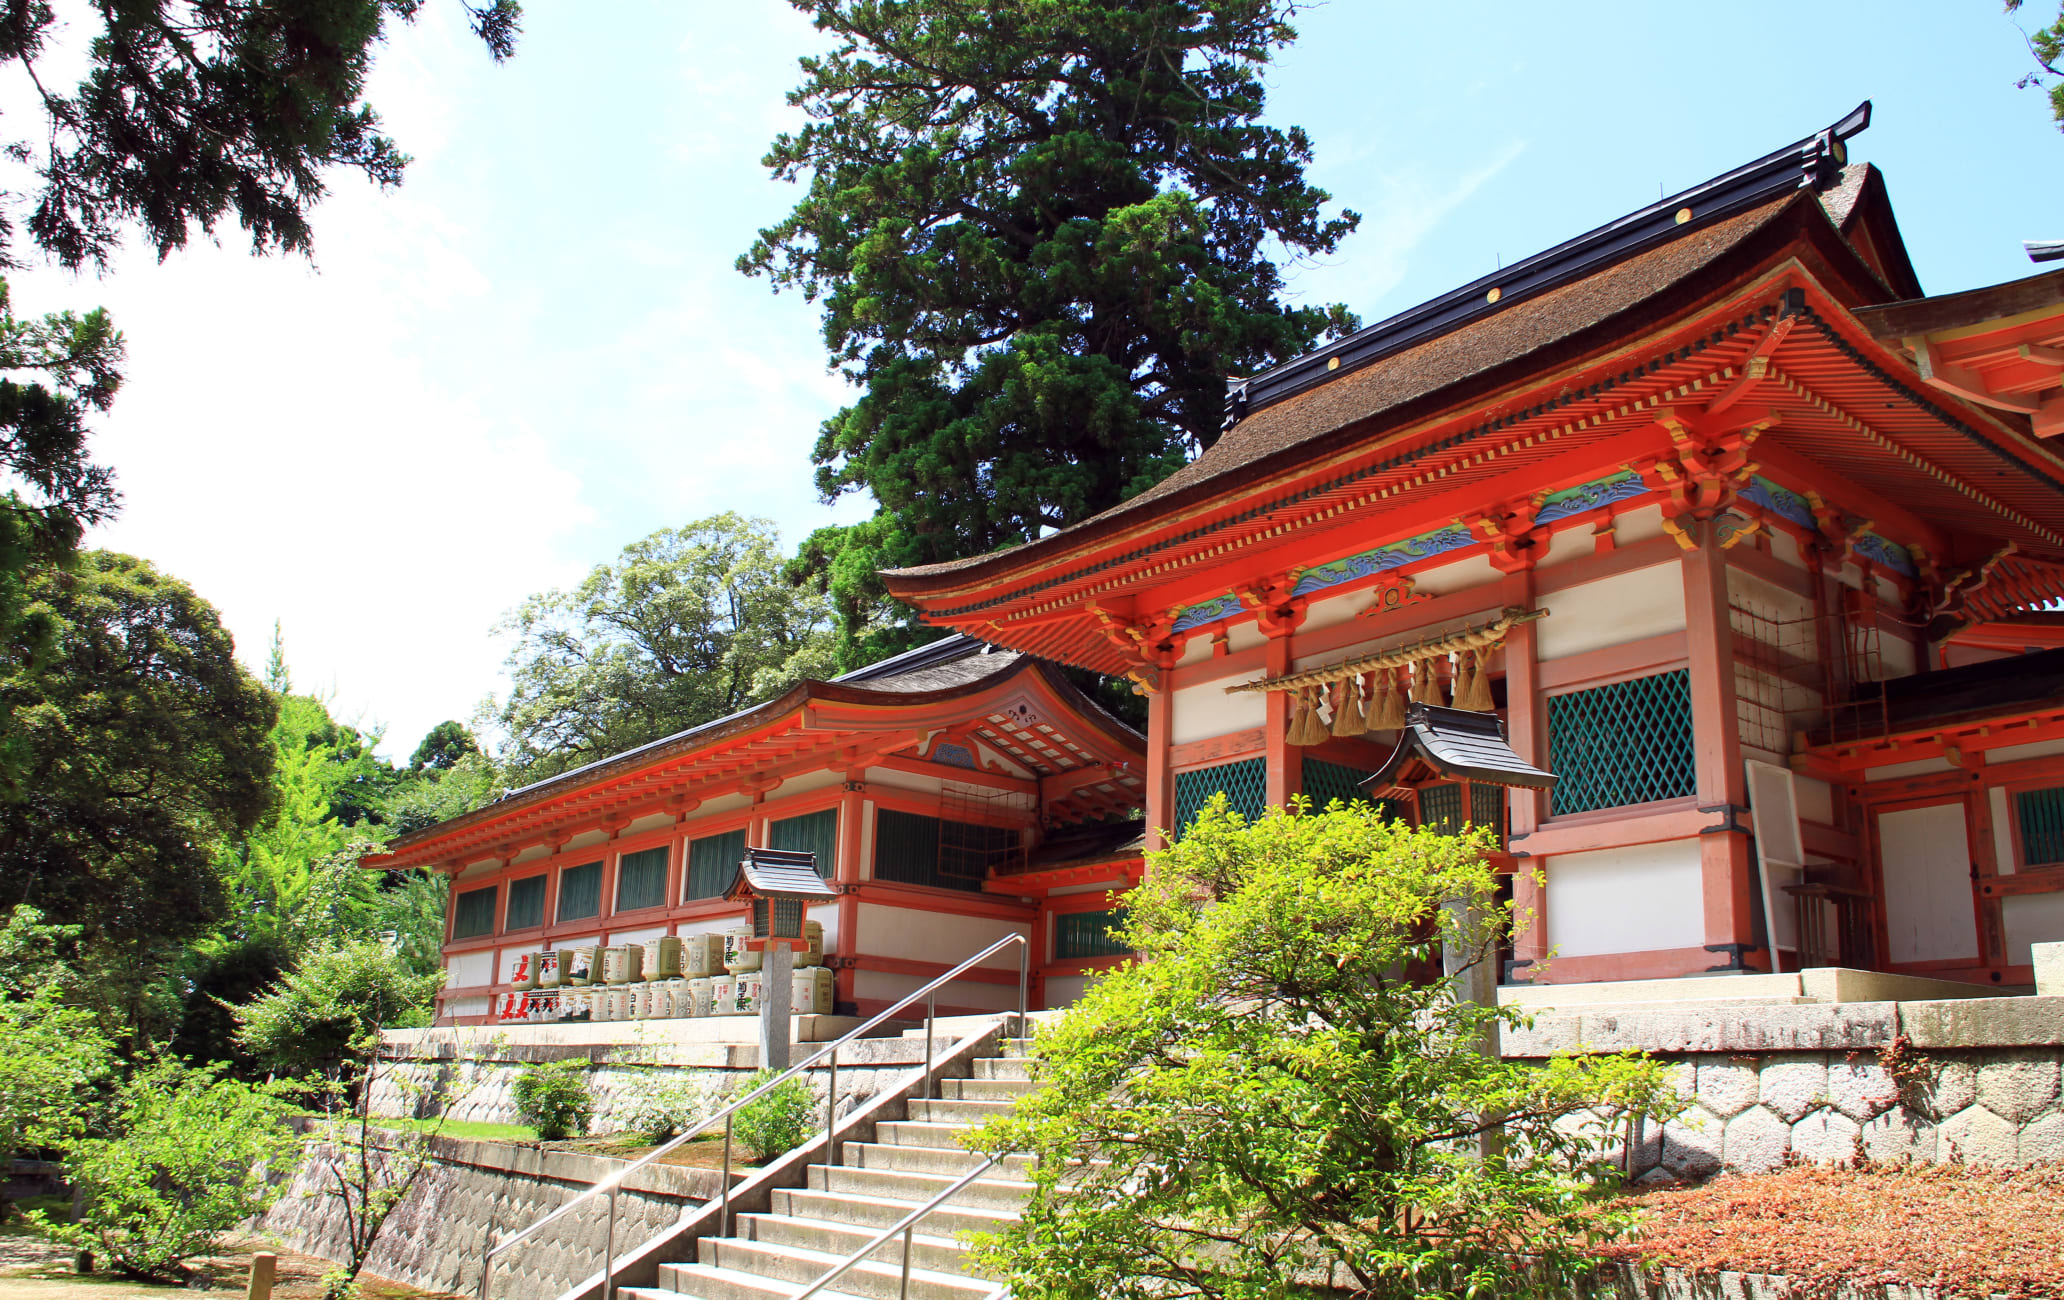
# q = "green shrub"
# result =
<box><xmin>234</xmin><ymin>940</ymin><xmax>444</xmax><ymax>1086</ymax></box>
<box><xmin>33</xmin><ymin>1061</ymin><xmax>297</xmax><ymax>1281</ymax></box>
<box><xmin>623</xmin><ymin>1073</ymin><xmax>715</xmax><ymax>1145</ymax></box>
<box><xmin>511</xmin><ymin>1060</ymin><xmax>593</xmax><ymax>1141</ymax></box>
<box><xmin>732</xmin><ymin>1069</ymin><xmax>817</xmax><ymax>1161</ymax></box>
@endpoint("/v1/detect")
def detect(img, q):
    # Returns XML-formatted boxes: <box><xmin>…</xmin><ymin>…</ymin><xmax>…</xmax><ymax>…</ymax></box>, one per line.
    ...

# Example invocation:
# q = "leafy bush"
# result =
<box><xmin>234</xmin><ymin>939</ymin><xmax>444</xmax><ymax>1085</ymax></box>
<box><xmin>0</xmin><ymin>985</ymin><xmax>112</xmax><ymax>1222</ymax></box>
<box><xmin>623</xmin><ymin>1073</ymin><xmax>716</xmax><ymax>1145</ymax></box>
<box><xmin>33</xmin><ymin>1061</ymin><xmax>296</xmax><ymax>1281</ymax></box>
<box><xmin>512</xmin><ymin>1060</ymin><xmax>594</xmax><ymax>1141</ymax></box>
<box><xmin>969</xmin><ymin>795</ymin><xmax>1684</xmax><ymax>1300</ymax></box>
<box><xmin>732</xmin><ymin>1069</ymin><xmax>817</xmax><ymax>1161</ymax></box>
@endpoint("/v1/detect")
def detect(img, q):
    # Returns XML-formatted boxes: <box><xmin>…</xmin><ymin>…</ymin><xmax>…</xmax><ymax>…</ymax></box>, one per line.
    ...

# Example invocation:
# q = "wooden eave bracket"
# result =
<box><xmin>1906</xmin><ymin>333</ymin><xmax>2048</xmax><ymax>417</ymax></box>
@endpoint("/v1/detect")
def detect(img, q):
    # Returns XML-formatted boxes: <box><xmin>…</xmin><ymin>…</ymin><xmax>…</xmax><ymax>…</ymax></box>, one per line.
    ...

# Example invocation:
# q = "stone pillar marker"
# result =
<box><xmin>760</xmin><ymin>942</ymin><xmax>794</xmax><ymax>1072</ymax></box>
<box><xmin>245</xmin><ymin>1251</ymin><xmax>276</xmax><ymax>1300</ymax></box>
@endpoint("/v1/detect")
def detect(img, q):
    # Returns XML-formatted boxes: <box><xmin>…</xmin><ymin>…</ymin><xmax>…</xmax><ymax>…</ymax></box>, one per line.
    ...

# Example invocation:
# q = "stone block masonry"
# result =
<box><xmin>1504</xmin><ymin>993</ymin><xmax>2064</xmax><ymax>1177</ymax></box>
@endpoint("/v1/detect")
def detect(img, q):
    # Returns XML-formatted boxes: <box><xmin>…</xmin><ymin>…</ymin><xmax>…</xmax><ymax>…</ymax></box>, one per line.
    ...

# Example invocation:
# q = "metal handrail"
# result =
<box><xmin>478</xmin><ymin>931</ymin><xmax>1030</xmax><ymax>1300</ymax></box>
<box><xmin>791</xmin><ymin>1149</ymin><xmax>1013</xmax><ymax>1300</ymax></box>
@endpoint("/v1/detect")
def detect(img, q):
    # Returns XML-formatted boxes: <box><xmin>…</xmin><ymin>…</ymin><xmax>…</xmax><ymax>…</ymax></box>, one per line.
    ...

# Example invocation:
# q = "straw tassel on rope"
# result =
<box><xmin>1455</xmin><ymin>648</ymin><xmax>1496</xmax><ymax>712</ymax></box>
<box><xmin>1410</xmin><ymin>659</ymin><xmax>1444</xmax><ymax>707</ymax></box>
<box><xmin>1330</xmin><ymin>675</ymin><xmax>1367</xmax><ymax>737</ymax></box>
<box><xmin>1368</xmin><ymin>667</ymin><xmax>1407</xmax><ymax>731</ymax></box>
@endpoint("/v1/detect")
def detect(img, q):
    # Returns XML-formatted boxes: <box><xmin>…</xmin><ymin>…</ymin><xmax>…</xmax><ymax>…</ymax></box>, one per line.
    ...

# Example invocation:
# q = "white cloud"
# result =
<box><xmin>1326</xmin><ymin>140</ymin><xmax>1528</xmax><ymax>311</ymax></box>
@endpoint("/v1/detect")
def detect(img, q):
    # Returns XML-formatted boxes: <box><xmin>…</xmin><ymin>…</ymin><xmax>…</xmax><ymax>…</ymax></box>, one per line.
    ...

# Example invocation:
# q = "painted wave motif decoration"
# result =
<box><xmin>1738</xmin><ymin>476</ymin><xmax>1816</xmax><ymax>530</ymax></box>
<box><xmin>1854</xmin><ymin>531</ymin><xmax>1918</xmax><ymax>577</ymax></box>
<box><xmin>1169</xmin><ymin>593</ymin><xmax>1245</xmax><ymax>635</ymax></box>
<box><xmin>1532</xmin><ymin>470</ymin><xmax>1648</xmax><ymax>526</ymax></box>
<box><xmin>1290</xmin><ymin>524</ymin><xmax>1476</xmax><ymax>598</ymax></box>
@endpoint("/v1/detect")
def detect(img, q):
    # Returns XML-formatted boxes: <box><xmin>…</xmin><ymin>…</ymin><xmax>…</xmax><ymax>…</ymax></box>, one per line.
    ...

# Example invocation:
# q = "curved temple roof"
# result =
<box><xmin>1362</xmin><ymin>704</ymin><xmax>1558</xmax><ymax>797</ymax></box>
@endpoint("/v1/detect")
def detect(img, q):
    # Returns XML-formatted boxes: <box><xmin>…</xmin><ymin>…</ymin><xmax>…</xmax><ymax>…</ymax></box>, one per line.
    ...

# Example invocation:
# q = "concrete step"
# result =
<box><xmin>733</xmin><ymin>1212</ymin><xmax>970</xmax><ymax>1274</ymax></box>
<box><xmin>684</xmin><ymin>1237</ymin><xmax>994</xmax><ymax>1300</ymax></box>
<box><xmin>769</xmin><ymin>1187</ymin><xmax>1020</xmax><ymax>1239</ymax></box>
<box><xmin>872</xmin><ymin>1120</ymin><xmax>978</xmax><ymax>1150</ymax></box>
<box><xmin>972</xmin><ymin>1056</ymin><xmax>1039</xmax><ymax>1082</ymax></box>
<box><xmin>840</xmin><ymin>1141</ymin><xmax>1035</xmax><ymax>1177</ymax></box>
<box><xmin>625</xmin><ymin>1271</ymin><xmax>872</xmax><ymax>1300</ymax></box>
<box><xmin>808</xmin><ymin>1163</ymin><xmax>1035</xmax><ymax>1210</ymax></box>
<box><xmin>939</xmin><ymin>1077</ymin><xmax>1040</xmax><ymax>1102</ymax></box>
<box><xmin>905</xmin><ymin>1097</ymin><xmax>1014</xmax><ymax>1124</ymax></box>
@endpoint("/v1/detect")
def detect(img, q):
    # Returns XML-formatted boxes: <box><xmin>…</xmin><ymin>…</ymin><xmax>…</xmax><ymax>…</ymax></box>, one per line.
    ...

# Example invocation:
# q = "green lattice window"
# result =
<box><xmin>451</xmin><ymin>885</ymin><xmax>497</xmax><ymax>940</ymax></box>
<box><xmin>686</xmin><ymin>829</ymin><xmax>745</xmax><ymax>901</ymax></box>
<box><xmin>1055</xmin><ymin>909</ymin><xmax>1130</xmax><ymax>960</ymax></box>
<box><xmin>1173</xmin><ymin>758</ymin><xmax>1267</xmax><ymax>836</ymax></box>
<box><xmin>2017</xmin><ymin>786</ymin><xmax>2064</xmax><ymax>867</ymax></box>
<box><xmin>1469</xmin><ymin>782</ymin><xmax>1509</xmax><ymax>849</ymax></box>
<box><xmin>770</xmin><ymin>810</ymin><xmax>838</xmax><ymax>877</ymax></box>
<box><xmin>873</xmin><ymin>809</ymin><xmax>1006</xmax><ymax>892</ymax></box>
<box><xmin>615</xmin><ymin>846</ymin><xmax>669</xmax><ymax>912</ymax></box>
<box><xmin>1420</xmin><ymin>782</ymin><xmax>1466</xmax><ymax>834</ymax></box>
<box><xmin>504</xmin><ymin>875</ymin><xmax>546</xmax><ymax>931</ymax></box>
<box><xmin>556</xmin><ymin>861</ymin><xmax>602</xmax><ymax>922</ymax></box>
<box><xmin>1547</xmin><ymin>669</ymin><xmax>1696</xmax><ymax>816</ymax></box>
<box><xmin>1303</xmin><ymin>758</ymin><xmax>1372</xmax><ymax>810</ymax></box>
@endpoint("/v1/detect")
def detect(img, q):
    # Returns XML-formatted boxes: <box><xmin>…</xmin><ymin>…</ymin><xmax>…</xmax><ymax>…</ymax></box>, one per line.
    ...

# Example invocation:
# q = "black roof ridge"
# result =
<box><xmin>832</xmin><ymin>631</ymin><xmax>992</xmax><ymax>683</ymax></box>
<box><xmin>1226</xmin><ymin>102</ymin><xmax>1874</xmax><ymax>424</ymax></box>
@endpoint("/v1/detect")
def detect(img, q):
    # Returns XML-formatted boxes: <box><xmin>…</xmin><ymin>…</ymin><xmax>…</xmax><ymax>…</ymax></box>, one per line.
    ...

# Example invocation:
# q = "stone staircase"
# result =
<box><xmin>622</xmin><ymin>1032</ymin><xmax>1041</xmax><ymax>1300</ymax></box>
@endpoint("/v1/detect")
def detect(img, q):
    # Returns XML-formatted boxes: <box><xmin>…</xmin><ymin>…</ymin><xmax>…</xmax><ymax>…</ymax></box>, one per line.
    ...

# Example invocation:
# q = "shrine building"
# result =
<box><xmin>365</xmin><ymin>637</ymin><xmax>1148</xmax><ymax>1023</ymax></box>
<box><xmin>881</xmin><ymin>103</ymin><xmax>2064</xmax><ymax>989</ymax></box>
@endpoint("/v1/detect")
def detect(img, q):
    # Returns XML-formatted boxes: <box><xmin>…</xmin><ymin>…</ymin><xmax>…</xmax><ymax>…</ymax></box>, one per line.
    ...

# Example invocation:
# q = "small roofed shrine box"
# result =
<box><xmin>725</xmin><ymin>847</ymin><xmax>839</xmax><ymax>950</ymax></box>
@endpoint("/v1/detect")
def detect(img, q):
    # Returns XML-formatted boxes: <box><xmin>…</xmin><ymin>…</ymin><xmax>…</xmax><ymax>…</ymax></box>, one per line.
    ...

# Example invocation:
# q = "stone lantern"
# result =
<box><xmin>725</xmin><ymin>847</ymin><xmax>838</xmax><ymax>1069</ymax></box>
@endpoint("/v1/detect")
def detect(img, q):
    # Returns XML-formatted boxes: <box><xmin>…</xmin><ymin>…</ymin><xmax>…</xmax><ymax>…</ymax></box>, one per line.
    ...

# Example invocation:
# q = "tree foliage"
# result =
<box><xmin>495</xmin><ymin>513</ymin><xmax>837</xmax><ymax>778</ymax></box>
<box><xmin>234</xmin><ymin>939</ymin><xmax>444</xmax><ymax>1089</ymax></box>
<box><xmin>745</xmin><ymin>0</ymin><xmax>1359</xmax><ymax>661</ymax></box>
<box><xmin>2009</xmin><ymin>1</ymin><xmax>2064</xmax><ymax>126</ymax></box>
<box><xmin>31</xmin><ymin>1061</ymin><xmax>296</xmax><ymax>1281</ymax></box>
<box><xmin>0</xmin><ymin>908</ymin><xmax>115</xmax><ymax>1223</ymax></box>
<box><xmin>0</xmin><ymin>551</ymin><xmax>275</xmax><ymax>1041</ymax></box>
<box><xmin>971</xmin><ymin>797</ymin><xmax>1681</xmax><ymax>1300</ymax></box>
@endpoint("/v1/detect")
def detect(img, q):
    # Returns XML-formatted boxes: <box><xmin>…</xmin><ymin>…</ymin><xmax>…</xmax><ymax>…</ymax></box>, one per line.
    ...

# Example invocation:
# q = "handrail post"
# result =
<box><xmin>477</xmin><ymin>1234</ymin><xmax>493</xmax><ymax>1300</ymax></box>
<box><xmin>899</xmin><ymin>1222</ymin><xmax>915</xmax><ymax>1300</ymax></box>
<box><xmin>720</xmin><ymin>1115</ymin><xmax>734</xmax><ymax>1239</ymax></box>
<box><xmin>602</xmin><ymin>1185</ymin><xmax>617</xmax><ymax>1300</ymax></box>
<box><xmin>825</xmin><ymin>1048</ymin><xmax>838</xmax><ymax>1168</ymax></box>
<box><xmin>923</xmin><ymin>992</ymin><xmax>935</xmax><ymax>1101</ymax></box>
<box><xmin>1016</xmin><ymin>935</ymin><xmax>1029</xmax><ymax>1040</ymax></box>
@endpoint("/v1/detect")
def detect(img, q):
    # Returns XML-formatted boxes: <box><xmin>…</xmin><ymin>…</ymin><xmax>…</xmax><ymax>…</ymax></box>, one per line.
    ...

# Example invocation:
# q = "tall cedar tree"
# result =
<box><xmin>0</xmin><ymin>0</ymin><xmax>520</xmax><ymax>779</ymax></box>
<box><xmin>743</xmin><ymin>0</ymin><xmax>1359</xmax><ymax>667</ymax></box>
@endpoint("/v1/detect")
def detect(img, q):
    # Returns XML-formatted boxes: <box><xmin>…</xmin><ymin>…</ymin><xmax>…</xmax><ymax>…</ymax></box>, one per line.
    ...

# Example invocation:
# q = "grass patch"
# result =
<box><xmin>358</xmin><ymin>1117</ymin><xmax>539</xmax><ymax>1143</ymax></box>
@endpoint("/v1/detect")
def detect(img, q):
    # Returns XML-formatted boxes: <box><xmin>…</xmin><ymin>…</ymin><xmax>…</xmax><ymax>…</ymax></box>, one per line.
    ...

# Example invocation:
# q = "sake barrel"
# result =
<box><xmin>790</xmin><ymin>965</ymin><xmax>834</xmax><ymax>1016</ymax></box>
<box><xmin>708</xmin><ymin>975</ymin><xmax>736</xmax><ymax>1016</ymax></box>
<box><xmin>602</xmin><ymin>944</ymin><xmax>645</xmax><ymax>985</ymax></box>
<box><xmin>633</xmin><ymin>983</ymin><xmax>657</xmax><ymax>1019</ymax></box>
<box><xmin>537</xmin><ymin>950</ymin><xmax>564</xmax><ymax>988</ymax></box>
<box><xmin>564</xmin><ymin>946</ymin><xmax>598</xmax><ymax>986</ymax></box>
<box><xmin>722</xmin><ymin>927</ymin><xmax>761</xmax><ymax>974</ymax></box>
<box><xmin>647</xmin><ymin>935</ymin><xmax>685</xmax><ymax>979</ymax></box>
<box><xmin>688</xmin><ymin>977</ymin><xmax>715</xmax><ymax>1018</ymax></box>
<box><xmin>506</xmin><ymin>950</ymin><xmax>541</xmax><ymax>990</ymax></box>
<box><xmin>684</xmin><ymin>933</ymin><xmax>724</xmax><ymax>978</ymax></box>
<box><xmin>665</xmin><ymin>978</ymin><xmax>689</xmax><ymax>1017</ymax></box>
<box><xmin>731</xmin><ymin>971</ymin><xmax>763</xmax><ymax>1015</ymax></box>
<box><xmin>798</xmin><ymin>920</ymin><xmax>825</xmax><ymax>969</ymax></box>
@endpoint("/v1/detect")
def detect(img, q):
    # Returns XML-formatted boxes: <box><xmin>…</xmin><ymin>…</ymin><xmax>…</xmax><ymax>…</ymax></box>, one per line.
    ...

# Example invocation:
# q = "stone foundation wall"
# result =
<box><xmin>262</xmin><ymin>1135</ymin><xmax>717</xmax><ymax>1298</ymax></box>
<box><xmin>367</xmin><ymin>1035</ymin><xmax>934</xmax><ymax>1133</ymax></box>
<box><xmin>1505</xmin><ymin>993</ymin><xmax>2064</xmax><ymax>1178</ymax></box>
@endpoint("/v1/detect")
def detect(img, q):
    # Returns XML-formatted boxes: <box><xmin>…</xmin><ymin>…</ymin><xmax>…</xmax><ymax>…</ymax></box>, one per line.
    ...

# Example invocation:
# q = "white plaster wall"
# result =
<box><xmin>1764</xmin><ymin>528</ymin><xmax>1807</xmax><ymax>569</ymax></box>
<box><xmin>1613</xmin><ymin>505</ymin><xmax>1667</xmax><ymax>547</ymax></box>
<box><xmin>1727</xmin><ymin>568</ymin><xmax>1814</xmax><ymax>621</ymax></box>
<box><xmin>1865</xmin><ymin>756</ymin><xmax>1956</xmax><ymax>783</ymax></box>
<box><xmin>693</xmin><ymin>792</ymin><xmax>753</xmax><ymax>818</ymax></box>
<box><xmin>1226</xmin><ymin>622</ymin><xmax>1266</xmax><ymax>655</ymax></box>
<box><xmin>1042</xmin><ymin>974</ymin><xmax>1097</xmax><ymax>1008</ymax></box>
<box><xmin>1988</xmin><ymin>737</ymin><xmax>2064</xmax><ymax>766</ymax></box>
<box><xmin>550</xmin><ymin>933</ymin><xmax>601</xmax><ymax>951</ymax></box>
<box><xmin>446</xmin><ymin>950</ymin><xmax>493</xmax><ymax>988</ymax></box>
<box><xmin>855</xmin><ymin>969</ymin><xmax>1023</xmax><ymax>1013</ymax></box>
<box><xmin>1544</xmin><ymin>840</ymin><xmax>1704</xmax><ymax>958</ymax></box>
<box><xmin>1876</xmin><ymin>634</ymin><xmax>1918</xmax><ymax>681</ymax></box>
<box><xmin>456</xmin><ymin>859</ymin><xmax>502</xmax><ymax>882</ymax></box>
<box><xmin>808</xmin><ymin>901</ymin><xmax>841</xmax><ymax>957</ymax></box>
<box><xmin>1878</xmin><ymin>803</ymin><xmax>1977</xmax><ymax>965</ymax></box>
<box><xmin>858</xmin><ymin>800</ymin><xmax>877</xmax><ymax>880</ymax></box>
<box><xmin>509</xmin><ymin>845</ymin><xmax>551</xmax><ymax>865</ymax></box>
<box><xmin>1794</xmin><ymin>775</ymin><xmax>1835</xmax><ymax>827</ymax></box>
<box><xmin>673</xmin><ymin>916</ymin><xmax>740</xmax><ymax>941</ymax></box>
<box><xmin>565</xmin><ymin>829</ymin><xmax>610</xmax><ymax>850</ymax></box>
<box><xmin>1170</xmin><ymin>669</ymin><xmax>1266</xmax><ymax>746</ymax></box>
<box><xmin>1048</xmin><ymin>879</ymin><xmax>1128</xmax><ymax>897</ymax></box>
<box><xmin>1299</xmin><ymin>586</ymin><xmax>1364</xmax><ymax>634</ymax></box>
<box><xmin>1534</xmin><ymin>524</ymin><xmax>1597</xmax><ymax>569</ymax></box>
<box><xmin>442</xmin><ymin>996</ymin><xmax>490</xmax><ymax>1019</ymax></box>
<box><xmin>1292</xmin><ymin>606</ymin><xmax>1504</xmax><ymax>675</ymax></box>
<box><xmin>856</xmin><ymin>902</ymin><xmax>1030</xmax><ymax>970</ymax></box>
<box><xmin>624</xmin><ymin>812</ymin><xmax>673</xmax><ymax>836</ymax></box>
<box><xmin>2003</xmin><ymin>892</ymin><xmax>2064</xmax><ymax>966</ymax></box>
<box><xmin>495</xmin><ymin>945</ymin><xmax>536</xmax><ymax>982</ymax></box>
<box><xmin>772</xmin><ymin>769</ymin><xmax>845</xmax><ymax>798</ymax></box>
<box><xmin>1414</xmin><ymin>553</ymin><xmax>1500</xmax><ymax>596</ymax></box>
<box><xmin>1992</xmin><ymin>787</ymin><xmax>2017</xmax><ymax>875</ymax></box>
<box><xmin>865</xmin><ymin>765</ymin><xmax>948</xmax><ymax>796</ymax></box>
<box><xmin>1536</xmin><ymin>564</ymin><xmax>1686</xmax><ymax>661</ymax></box>
<box><xmin>608</xmin><ymin>924</ymin><xmax>668</xmax><ymax>949</ymax></box>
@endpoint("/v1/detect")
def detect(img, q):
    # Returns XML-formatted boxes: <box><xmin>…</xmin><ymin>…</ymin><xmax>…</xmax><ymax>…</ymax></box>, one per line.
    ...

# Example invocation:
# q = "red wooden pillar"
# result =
<box><xmin>834</xmin><ymin>782</ymin><xmax>866</xmax><ymax>1008</ymax></box>
<box><xmin>1504</xmin><ymin>571</ymin><xmax>1549</xmax><ymax>980</ymax></box>
<box><xmin>1264</xmin><ymin>634</ymin><xmax>1304</xmax><ymax>810</ymax></box>
<box><xmin>1145</xmin><ymin>687</ymin><xmax>1174</xmax><ymax>851</ymax></box>
<box><xmin>1683</xmin><ymin>520</ymin><xmax>1757</xmax><ymax>968</ymax></box>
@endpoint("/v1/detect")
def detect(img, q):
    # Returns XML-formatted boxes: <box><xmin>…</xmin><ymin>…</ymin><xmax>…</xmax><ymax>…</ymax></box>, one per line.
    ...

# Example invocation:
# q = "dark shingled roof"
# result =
<box><xmin>725</xmin><ymin>848</ymin><xmax>839</xmax><ymax>901</ymax></box>
<box><xmin>1363</xmin><ymin>704</ymin><xmax>1558</xmax><ymax>792</ymax></box>
<box><xmin>886</xmin><ymin>194</ymin><xmax>1808</xmax><ymax>586</ymax></box>
<box><xmin>1020</xmin><ymin>819</ymin><xmax>1147</xmax><ymax>872</ymax></box>
<box><xmin>1842</xmin><ymin>646</ymin><xmax>2064</xmax><ymax>740</ymax></box>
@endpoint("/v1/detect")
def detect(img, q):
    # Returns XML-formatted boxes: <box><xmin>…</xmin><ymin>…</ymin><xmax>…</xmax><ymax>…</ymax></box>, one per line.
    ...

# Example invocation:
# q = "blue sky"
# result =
<box><xmin>20</xmin><ymin>1</ymin><xmax>2064</xmax><ymax>757</ymax></box>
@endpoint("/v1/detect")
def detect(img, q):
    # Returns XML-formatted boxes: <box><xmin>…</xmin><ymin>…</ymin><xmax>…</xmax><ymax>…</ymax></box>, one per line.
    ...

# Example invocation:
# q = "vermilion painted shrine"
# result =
<box><xmin>374</xmin><ymin>103</ymin><xmax>2064</xmax><ymax>1024</ymax></box>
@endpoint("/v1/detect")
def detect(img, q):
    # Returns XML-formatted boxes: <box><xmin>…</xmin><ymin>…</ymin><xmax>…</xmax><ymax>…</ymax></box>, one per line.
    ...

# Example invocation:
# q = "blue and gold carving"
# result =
<box><xmin>1854</xmin><ymin>531</ymin><xmax>1918</xmax><ymax>577</ymax></box>
<box><xmin>1739</xmin><ymin>476</ymin><xmax>1816</xmax><ymax>530</ymax></box>
<box><xmin>931</xmin><ymin>742</ymin><xmax>977</xmax><ymax>769</ymax></box>
<box><xmin>1291</xmin><ymin>524</ymin><xmax>1475</xmax><ymax>597</ymax></box>
<box><xmin>1170</xmin><ymin>593</ymin><xmax>1244</xmax><ymax>634</ymax></box>
<box><xmin>1532</xmin><ymin>471</ymin><xmax>1647</xmax><ymax>525</ymax></box>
